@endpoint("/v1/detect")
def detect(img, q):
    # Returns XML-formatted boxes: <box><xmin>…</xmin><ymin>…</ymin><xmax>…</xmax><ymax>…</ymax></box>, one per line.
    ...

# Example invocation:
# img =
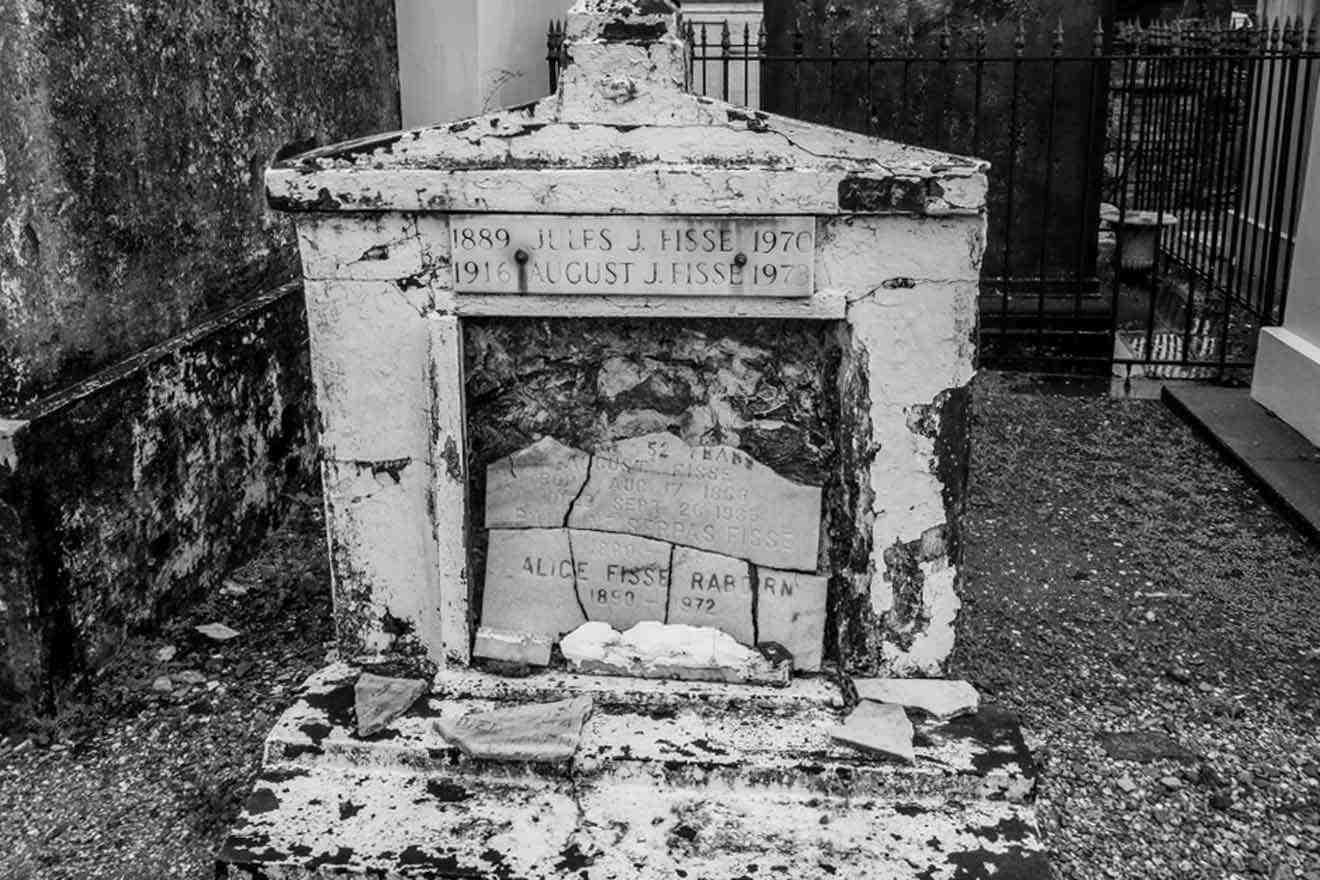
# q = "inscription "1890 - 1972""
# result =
<box><xmin>450</xmin><ymin>214</ymin><xmax>814</xmax><ymax>297</ymax></box>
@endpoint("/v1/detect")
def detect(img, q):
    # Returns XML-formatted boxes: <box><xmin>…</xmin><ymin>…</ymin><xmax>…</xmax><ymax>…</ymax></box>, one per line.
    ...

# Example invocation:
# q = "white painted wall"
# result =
<box><xmin>395</xmin><ymin>0</ymin><xmax>765</xmax><ymax>127</ymax></box>
<box><xmin>396</xmin><ymin>0</ymin><xmax>572</xmax><ymax>128</ymax></box>
<box><xmin>1252</xmin><ymin>70</ymin><xmax>1320</xmax><ymax>447</ymax></box>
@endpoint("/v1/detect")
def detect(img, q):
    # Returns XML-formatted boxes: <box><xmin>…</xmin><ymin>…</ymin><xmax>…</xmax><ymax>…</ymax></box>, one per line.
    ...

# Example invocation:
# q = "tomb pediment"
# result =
<box><xmin>266</xmin><ymin>0</ymin><xmax>985</xmax><ymax>218</ymax></box>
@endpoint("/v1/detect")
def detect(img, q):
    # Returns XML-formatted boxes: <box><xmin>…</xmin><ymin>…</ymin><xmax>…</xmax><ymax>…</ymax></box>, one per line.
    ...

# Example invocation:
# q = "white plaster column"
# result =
<box><xmin>1252</xmin><ymin>87</ymin><xmax>1320</xmax><ymax>447</ymax></box>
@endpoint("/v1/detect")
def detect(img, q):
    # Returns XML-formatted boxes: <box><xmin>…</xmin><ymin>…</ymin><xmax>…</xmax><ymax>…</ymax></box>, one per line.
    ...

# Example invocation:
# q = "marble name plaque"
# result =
<box><xmin>450</xmin><ymin>214</ymin><xmax>814</xmax><ymax>297</ymax></box>
<box><xmin>478</xmin><ymin>435</ymin><xmax>829</xmax><ymax>669</ymax></box>
<box><xmin>570</xmin><ymin>433</ymin><xmax>821</xmax><ymax>571</ymax></box>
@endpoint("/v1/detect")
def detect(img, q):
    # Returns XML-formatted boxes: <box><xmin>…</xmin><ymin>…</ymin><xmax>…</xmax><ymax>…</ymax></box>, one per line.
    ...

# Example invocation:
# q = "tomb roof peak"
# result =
<box><xmin>266</xmin><ymin>0</ymin><xmax>987</xmax><ymax>217</ymax></box>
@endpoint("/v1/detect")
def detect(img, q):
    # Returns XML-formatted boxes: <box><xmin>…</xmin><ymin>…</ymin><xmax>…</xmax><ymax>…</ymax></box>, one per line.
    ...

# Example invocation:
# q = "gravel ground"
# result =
<box><xmin>0</xmin><ymin>496</ymin><xmax>334</xmax><ymax>880</ymax></box>
<box><xmin>1</xmin><ymin>373</ymin><xmax>1318</xmax><ymax>879</ymax></box>
<box><xmin>951</xmin><ymin>373</ymin><xmax>1320</xmax><ymax>879</ymax></box>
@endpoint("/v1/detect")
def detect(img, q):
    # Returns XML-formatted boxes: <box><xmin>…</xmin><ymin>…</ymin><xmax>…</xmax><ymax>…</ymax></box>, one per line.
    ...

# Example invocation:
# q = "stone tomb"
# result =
<box><xmin>210</xmin><ymin>2</ymin><xmax>1059</xmax><ymax>878</ymax></box>
<box><xmin>480</xmin><ymin>434</ymin><xmax>828</xmax><ymax>668</ymax></box>
<box><xmin>261</xmin><ymin>0</ymin><xmax>986</xmax><ymax>683</ymax></box>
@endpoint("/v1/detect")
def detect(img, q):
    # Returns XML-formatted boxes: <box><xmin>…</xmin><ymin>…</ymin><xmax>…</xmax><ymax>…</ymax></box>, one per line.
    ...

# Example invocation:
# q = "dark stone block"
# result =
<box><xmin>0</xmin><ymin>284</ymin><xmax>316</xmax><ymax>727</ymax></box>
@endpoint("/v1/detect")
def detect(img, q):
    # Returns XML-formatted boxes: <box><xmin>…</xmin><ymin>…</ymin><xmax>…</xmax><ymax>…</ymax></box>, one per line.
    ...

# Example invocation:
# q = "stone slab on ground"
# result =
<box><xmin>1163</xmin><ymin>385</ymin><xmax>1320</xmax><ymax>544</ymax></box>
<box><xmin>435</xmin><ymin>695</ymin><xmax>593</xmax><ymax>762</ymax></box>
<box><xmin>854</xmin><ymin>678</ymin><xmax>980</xmax><ymax>720</ymax></box>
<box><xmin>218</xmin><ymin>767</ymin><xmax>1049</xmax><ymax>880</ymax></box>
<box><xmin>354</xmin><ymin>673</ymin><xmax>428</xmax><ymax>737</ymax></box>
<box><xmin>830</xmin><ymin>701</ymin><xmax>916</xmax><ymax>764</ymax></box>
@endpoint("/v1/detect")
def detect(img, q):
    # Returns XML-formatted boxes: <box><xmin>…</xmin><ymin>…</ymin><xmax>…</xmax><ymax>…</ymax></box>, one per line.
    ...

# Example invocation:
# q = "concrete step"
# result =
<box><xmin>216</xmin><ymin>664</ymin><xmax>1049</xmax><ymax>879</ymax></box>
<box><xmin>261</xmin><ymin>664</ymin><xmax>1036</xmax><ymax>802</ymax></box>
<box><xmin>217</xmin><ymin>763</ymin><xmax>1049</xmax><ymax>880</ymax></box>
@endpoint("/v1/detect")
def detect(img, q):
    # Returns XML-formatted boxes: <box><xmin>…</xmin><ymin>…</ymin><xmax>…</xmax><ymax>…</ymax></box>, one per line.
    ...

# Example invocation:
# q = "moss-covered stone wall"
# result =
<box><xmin>0</xmin><ymin>0</ymin><xmax>399</xmax><ymax>411</ymax></box>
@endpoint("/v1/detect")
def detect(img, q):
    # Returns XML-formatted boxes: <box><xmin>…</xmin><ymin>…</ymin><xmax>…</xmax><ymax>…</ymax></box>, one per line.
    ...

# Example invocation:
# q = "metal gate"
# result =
<box><xmin>549</xmin><ymin>16</ymin><xmax>1320</xmax><ymax>381</ymax></box>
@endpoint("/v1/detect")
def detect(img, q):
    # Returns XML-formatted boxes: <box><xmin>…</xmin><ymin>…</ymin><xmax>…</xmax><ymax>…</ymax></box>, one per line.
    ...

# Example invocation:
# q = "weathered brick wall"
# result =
<box><xmin>0</xmin><ymin>0</ymin><xmax>400</xmax><ymax>411</ymax></box>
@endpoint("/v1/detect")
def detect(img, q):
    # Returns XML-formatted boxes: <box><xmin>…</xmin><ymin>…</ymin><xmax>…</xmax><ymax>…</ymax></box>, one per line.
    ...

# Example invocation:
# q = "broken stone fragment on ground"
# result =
<box><xmin>853</xmin><ymin>678</ymin><xmax>980</xmax><ymax>720</ymax></box>
<box><xmin>434</xmin><ymin>695</ymin><xmax>593</xmax><ymax>762</ymax></box>
<box><xmin>195</xmin><ymin>622</ymin><xmax>240</xmax><ymax>641</ymax></box>
<box><xmin>829</xmin><ymin>701</ymin><xmax>916</xmax><ymax>764</ymax></box>
<box><xmin>559</xmin><ymin>620</ymin><xmax>789</xmax><ymax>685</ymax></box>
<box><xmin>154</xmin><ymin>645</ymin><xmax>177</xmax><ymax>662</ymax></box>
<box><xmin>473</xmin><ymin>626</ymin><xmax>553</xmax><ymax>667</ymax></box>
<box><xmin>354</xmin><ymin>673</ymin><xmax>430</xmax><ymax>737</ymax></box>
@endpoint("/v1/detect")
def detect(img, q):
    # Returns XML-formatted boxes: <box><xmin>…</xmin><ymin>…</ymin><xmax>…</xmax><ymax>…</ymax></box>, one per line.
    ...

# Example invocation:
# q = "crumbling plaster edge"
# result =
<box><xmin>0</xmin><ymin>420</ymin><xmax>27</xmax><ymax>473</ymax></box>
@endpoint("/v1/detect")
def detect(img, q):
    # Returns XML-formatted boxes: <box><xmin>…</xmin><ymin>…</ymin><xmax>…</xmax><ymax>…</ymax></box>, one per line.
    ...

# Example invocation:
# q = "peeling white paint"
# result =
<box><xmin>273</xmin><ymin>0</ymin><xmax>984</xmax><ymax>677</ymax></box>
<box><xmin>0</xmin><ymin>419</ymin><xmax>25</xmax><ymax>471</ymax></box>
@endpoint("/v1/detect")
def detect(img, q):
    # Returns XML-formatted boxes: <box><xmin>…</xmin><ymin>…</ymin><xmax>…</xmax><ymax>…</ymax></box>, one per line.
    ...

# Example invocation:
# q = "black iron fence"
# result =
<box><xmin>547</xmin><ymin>17</ymin><xmax>1319</xmax><ymax>381</ymax></box>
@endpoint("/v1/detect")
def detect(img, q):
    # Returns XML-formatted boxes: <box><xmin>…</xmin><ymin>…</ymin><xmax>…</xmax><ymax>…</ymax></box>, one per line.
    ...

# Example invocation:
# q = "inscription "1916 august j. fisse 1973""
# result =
<box><xmin>450</xmin><ymin>214</ymin><xmax>814</xmax><ymax>297</ymax></box>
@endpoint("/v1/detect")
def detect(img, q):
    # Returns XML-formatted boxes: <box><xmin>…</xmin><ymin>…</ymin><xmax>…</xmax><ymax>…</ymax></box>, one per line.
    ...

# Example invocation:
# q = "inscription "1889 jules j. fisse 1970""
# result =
<box><xmin>450</xmin><ymin>214</ymin><xmax>815</xmax><ymax>297</ymax></box>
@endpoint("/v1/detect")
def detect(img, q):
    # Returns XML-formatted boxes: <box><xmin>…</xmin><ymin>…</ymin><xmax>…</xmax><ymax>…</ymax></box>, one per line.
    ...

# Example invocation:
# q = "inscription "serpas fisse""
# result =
<box><xmin>450</xmin><ymin>214</ymin><xmax>814</xmax><ymax>297</ymax></box>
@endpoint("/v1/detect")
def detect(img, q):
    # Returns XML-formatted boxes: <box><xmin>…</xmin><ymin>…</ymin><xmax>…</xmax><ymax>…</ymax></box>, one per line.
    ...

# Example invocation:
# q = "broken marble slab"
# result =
<box><xmin>559</xmin><ymin>620</ymin><xmax>789</xmax><ymax>686</ymax></box>
<box><xmin>484</xmin><ymin>437</ymin><xmax>591</xmax><ymax>529</ymax></box>
<box><xmin>570</xmin><ymin>530</ymin><xmax>672</xmax><ymax>630</ymax></box>
<box><xmin>434</xmin><ymin>695</ymin><xmax>593</xmax><ymax>762</ymax></box>
<box><xmin>568</xmin><ymin>432</ymin><xmax>822</xmax><ymax>570</ymax></box>
<box><xmin>472</xmin><ymin>626</ymin><xmax>553</xmax><ymax>667</ymax></box>
<box><xmin>666</xmin><ymin>546</ymin><xmax>754</xmax><ymax>644</ymax></box>
<box><xmin>853</xmin><ymin>679</ymin><xmax>980</xmax><ymax>721</ymax></box>
<box><xmin>355</xmin><ymin>673</ymin><xmax>430</xmax><ymax>737</ymax></box>
<box><xmin>756</xmin><ymin>567</ymin><xmax>828</xmax><ymax>671</ymax></box>
<box><xmin>829</xmin><ymin>701</ymin><xmax>915</xmax><ymax>764</ymax></box>
<box><xmin>481</xmin><ymin>528</ymin><xmax>587</xmax><ymax>641</ymax></box>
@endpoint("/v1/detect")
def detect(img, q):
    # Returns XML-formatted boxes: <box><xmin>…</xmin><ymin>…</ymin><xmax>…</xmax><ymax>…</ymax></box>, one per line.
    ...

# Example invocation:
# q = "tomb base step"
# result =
<box><xmin>216</xmin><ymin>664</ymin><xmax>1049</xmax><ymax>878</ymax></box>
<box><xmin>216</xmin><ymin>763</ymin><xmax>1049</xmax><ymax>880</ymax></box>
<box><xmin>260</xmin><ymin>664</ymin><xmax>1036</xmax><ymax>803</ymax></box>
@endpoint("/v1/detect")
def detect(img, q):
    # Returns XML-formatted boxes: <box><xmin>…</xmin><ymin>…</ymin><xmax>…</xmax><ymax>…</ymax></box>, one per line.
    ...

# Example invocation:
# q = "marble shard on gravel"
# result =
<box><xmin>829</xmin><ymin>702</ymin><xmax>916</xmax><ymax>764</ymax></box>
<box><xmin>558</xmin><ymin>620</ymin><xmax>790</xmax><ymax>686</ymax></box>
<box><xmin>354</xmin><ymin>673</ymin><xmax>430</xmax><ymax>737</ymax></box>
<box><xmin>434</xmin><ymin>695</ymin><xmax>594</xmax><ymax>762</ymax></box>
<box><xmin>853</xmin><ymin>678</ymin><xmax>980</xmax><ymax>720</ymax></box>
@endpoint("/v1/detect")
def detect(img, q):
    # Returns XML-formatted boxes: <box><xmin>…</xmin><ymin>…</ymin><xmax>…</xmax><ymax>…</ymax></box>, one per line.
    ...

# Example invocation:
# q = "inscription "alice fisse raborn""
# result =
<box><xmin>450</xmin><ymin>214</ymin><xmax>814</xmax><ymax>297</ymax></box>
